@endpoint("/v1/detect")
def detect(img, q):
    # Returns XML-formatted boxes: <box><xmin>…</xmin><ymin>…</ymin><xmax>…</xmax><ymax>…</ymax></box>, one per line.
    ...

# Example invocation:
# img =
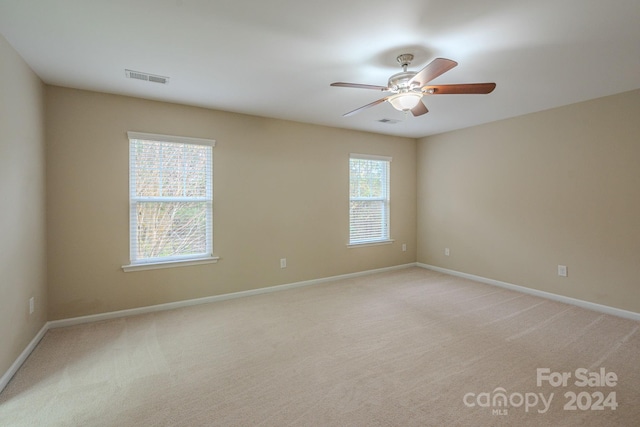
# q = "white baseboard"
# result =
<box><xmin>418</xmin><ymin>263</ymin><xmax>640</xmax><ymax>322</ymax></box>
<box><xmin>0</xmin><ymin>322</ymin><xmax>49</xmax><ymax>393</ymax></box>
<box><xmin>48</xmin><ymin>263</ymin><xmax>418</xmax><ymax>329</ymax></box>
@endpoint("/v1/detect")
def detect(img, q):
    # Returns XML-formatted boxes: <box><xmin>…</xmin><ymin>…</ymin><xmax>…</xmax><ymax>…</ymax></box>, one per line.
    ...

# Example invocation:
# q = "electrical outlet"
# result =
<box><xmin>280</xmin><ymin>258</ymin><xmax>287</xmax><ymax>269</ymax></box>
<box><xmin>402</xmin><ymin>243</ymin><xmax>407</xmax><ymax>252</ymax></box>
<box><xmin>29</xmin><ymin>297</ymin><xmax>34</xmax><ymax>315</ymax></box>
<box><xmin>558</xmin><ymin>265</ymin><xmax>568</xmax><ymax>277</ymax></box>
<box><xmin>445</xmin><ymin>248</ymin><xmax>450</xmax><ymax>256</ymax></box>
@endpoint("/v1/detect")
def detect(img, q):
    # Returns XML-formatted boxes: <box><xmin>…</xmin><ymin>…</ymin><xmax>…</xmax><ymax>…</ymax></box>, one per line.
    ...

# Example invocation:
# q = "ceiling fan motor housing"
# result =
<box><xmin>389</xmin><ymin>53</ymin><xmax>421</xmax><ymax>93</ymax></box>
<box><xmin>388</xmin><ymin>71</ymin><xmax>419</xmax><ymax>93</ymax></box>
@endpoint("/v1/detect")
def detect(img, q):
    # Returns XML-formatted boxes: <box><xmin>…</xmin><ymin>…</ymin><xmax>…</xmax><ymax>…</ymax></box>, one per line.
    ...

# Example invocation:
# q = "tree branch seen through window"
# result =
<box><xmin>128</xmin><ymin>133</ymin><xmax>214</xmax><ymax>264</ymax></box>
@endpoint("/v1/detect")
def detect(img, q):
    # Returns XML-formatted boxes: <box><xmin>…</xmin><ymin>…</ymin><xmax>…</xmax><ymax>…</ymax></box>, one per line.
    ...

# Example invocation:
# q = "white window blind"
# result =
<box><xmin>127</xmin><ymin>132</ymin><xmax>214</xmax><ymax>265</ymax></box>
<box><xmin>349</xmin><ymin>154</ymin><xmax>391</xmax><ymax>245</ymax></box>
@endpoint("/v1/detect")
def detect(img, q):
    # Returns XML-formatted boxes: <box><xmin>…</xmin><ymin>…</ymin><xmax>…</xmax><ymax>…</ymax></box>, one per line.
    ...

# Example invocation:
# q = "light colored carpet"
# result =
<box><xmin>0</xmin><ymin>267</ymin><xmax>638</xmax><ymax>426</ymax></box>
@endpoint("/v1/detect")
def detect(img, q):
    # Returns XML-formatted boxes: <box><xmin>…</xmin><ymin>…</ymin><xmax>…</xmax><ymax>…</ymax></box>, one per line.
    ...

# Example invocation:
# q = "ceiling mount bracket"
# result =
<box><xmin>396</xmin><ymin>54</ymin><xmax>414</xmax><ymax>71</ymax></box>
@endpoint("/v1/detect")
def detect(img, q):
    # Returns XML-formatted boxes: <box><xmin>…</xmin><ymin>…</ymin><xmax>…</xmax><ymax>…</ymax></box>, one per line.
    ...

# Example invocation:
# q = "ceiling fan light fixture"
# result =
<box><xmin>388</xmin><ymin>92</ymin><xmax>422</xmax><ymax>111</ymax></box>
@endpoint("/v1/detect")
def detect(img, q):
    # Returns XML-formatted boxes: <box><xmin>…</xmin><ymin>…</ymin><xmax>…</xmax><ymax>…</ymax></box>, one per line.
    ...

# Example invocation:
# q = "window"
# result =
<box><xmin>124</xmin><ymin>132</ymin><xmax>216</xmax><ymax>271</ymax></box>
<box><xmin>349</xmin><ymin>154</ymin><xmax>392</xmax><ymax>245</ymax></box>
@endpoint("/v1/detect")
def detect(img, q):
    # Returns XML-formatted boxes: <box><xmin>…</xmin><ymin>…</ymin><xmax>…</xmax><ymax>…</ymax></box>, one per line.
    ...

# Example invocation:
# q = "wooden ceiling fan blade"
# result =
<box><xmin>343</xmin><ymin>97</ymin><xmax>388</xmax><ymax>117</ymax></box>
<box><xmin>331</xmin><ymin>82</ymin><xmax>388</xmax><ymax>91</ymax></box>
<box><xmin>409</xmin><ymin>58</ymin><xmax>458</xmax><ymax>87</ymax></box>
<box><xmin>423</xmin><ymin>83</ymin><xmax>497</xmax><ymax>95</ymax></box>
<box><xmin>411</xmin><ymin>100</ymin><xmax>429</xmax><ymax>117</ymax></box>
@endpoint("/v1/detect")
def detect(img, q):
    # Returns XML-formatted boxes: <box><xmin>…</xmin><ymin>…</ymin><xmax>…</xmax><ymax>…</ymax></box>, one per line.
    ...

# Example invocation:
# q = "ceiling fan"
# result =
<box><xmin>330</xmin><ymin>54</ymin><xmax>496</xmax><ymax>117</ymax></box>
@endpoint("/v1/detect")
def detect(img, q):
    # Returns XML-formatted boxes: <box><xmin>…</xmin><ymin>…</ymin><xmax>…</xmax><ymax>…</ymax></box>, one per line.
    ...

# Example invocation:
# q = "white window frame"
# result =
<box><xmin>348</xmin><ymin>153</ymin><xmax>393</xmax><ymax>247</ymax></box>
<box><xmin>122</xmin><ymin>132</ymin><xmax>218</xmax><ymax>272</ymax></box>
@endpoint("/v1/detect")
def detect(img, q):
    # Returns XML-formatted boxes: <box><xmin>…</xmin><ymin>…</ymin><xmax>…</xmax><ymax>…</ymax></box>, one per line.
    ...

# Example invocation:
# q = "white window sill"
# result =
<box><xmin>122</xmin><ymin>256</ymin><xmax>219</xmax><ymax>272</ymax></box>
<box><xmin>347</xmin><ymin>239</ymin><xmax>395</xmax><ymax>248</ymax></box>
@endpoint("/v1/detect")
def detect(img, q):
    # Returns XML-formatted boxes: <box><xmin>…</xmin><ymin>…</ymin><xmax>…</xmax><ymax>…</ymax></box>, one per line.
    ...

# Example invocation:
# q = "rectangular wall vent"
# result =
<box><xmin>125</xmin><ymin>69</ymin><xmax>170</xmax><ymax>84</ymax></box>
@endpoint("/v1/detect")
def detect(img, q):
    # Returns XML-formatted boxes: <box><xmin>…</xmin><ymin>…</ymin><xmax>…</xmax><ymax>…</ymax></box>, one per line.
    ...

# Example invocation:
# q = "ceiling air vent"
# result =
<box><xmin>377</xmin><ymin>118</ymin><xmax>401</xmax><ymax>124</ymax></box>
<box><xmin>125</xmin><ymin>69</ymin><xmax>170</xmax><ymax>84</ymax></box>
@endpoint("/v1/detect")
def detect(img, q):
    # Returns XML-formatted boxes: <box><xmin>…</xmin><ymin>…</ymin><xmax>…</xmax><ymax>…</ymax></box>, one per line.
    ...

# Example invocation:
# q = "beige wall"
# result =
<box><xmin>46</xmin><ymin>87</ymin><xmax>417</xmax><ymax>319</ymax></box>
<box><xmin>0</xmin><ymin>36</ymin><xmax>47</xmax><ymax>375</ymax></box>
<box><xmin>417</xmin><ymin>89</ymin><xmax>640</xmax><ymax>313</ymax></box>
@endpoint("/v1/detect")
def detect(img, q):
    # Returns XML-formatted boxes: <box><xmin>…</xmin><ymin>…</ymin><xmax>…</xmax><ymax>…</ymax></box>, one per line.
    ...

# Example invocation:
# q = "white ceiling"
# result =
<box><xmin>1</xmin><ymin>0</ymin><xmax>639</xmax><ymax>138</ymax></box>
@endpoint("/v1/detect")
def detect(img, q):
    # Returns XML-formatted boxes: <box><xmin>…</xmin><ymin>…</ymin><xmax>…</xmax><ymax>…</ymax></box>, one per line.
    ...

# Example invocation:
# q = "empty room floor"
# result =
<box><xmin>1</xmin><ymin>268</ymin><xmax>638</xmax><ymax>426</ymax></box>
